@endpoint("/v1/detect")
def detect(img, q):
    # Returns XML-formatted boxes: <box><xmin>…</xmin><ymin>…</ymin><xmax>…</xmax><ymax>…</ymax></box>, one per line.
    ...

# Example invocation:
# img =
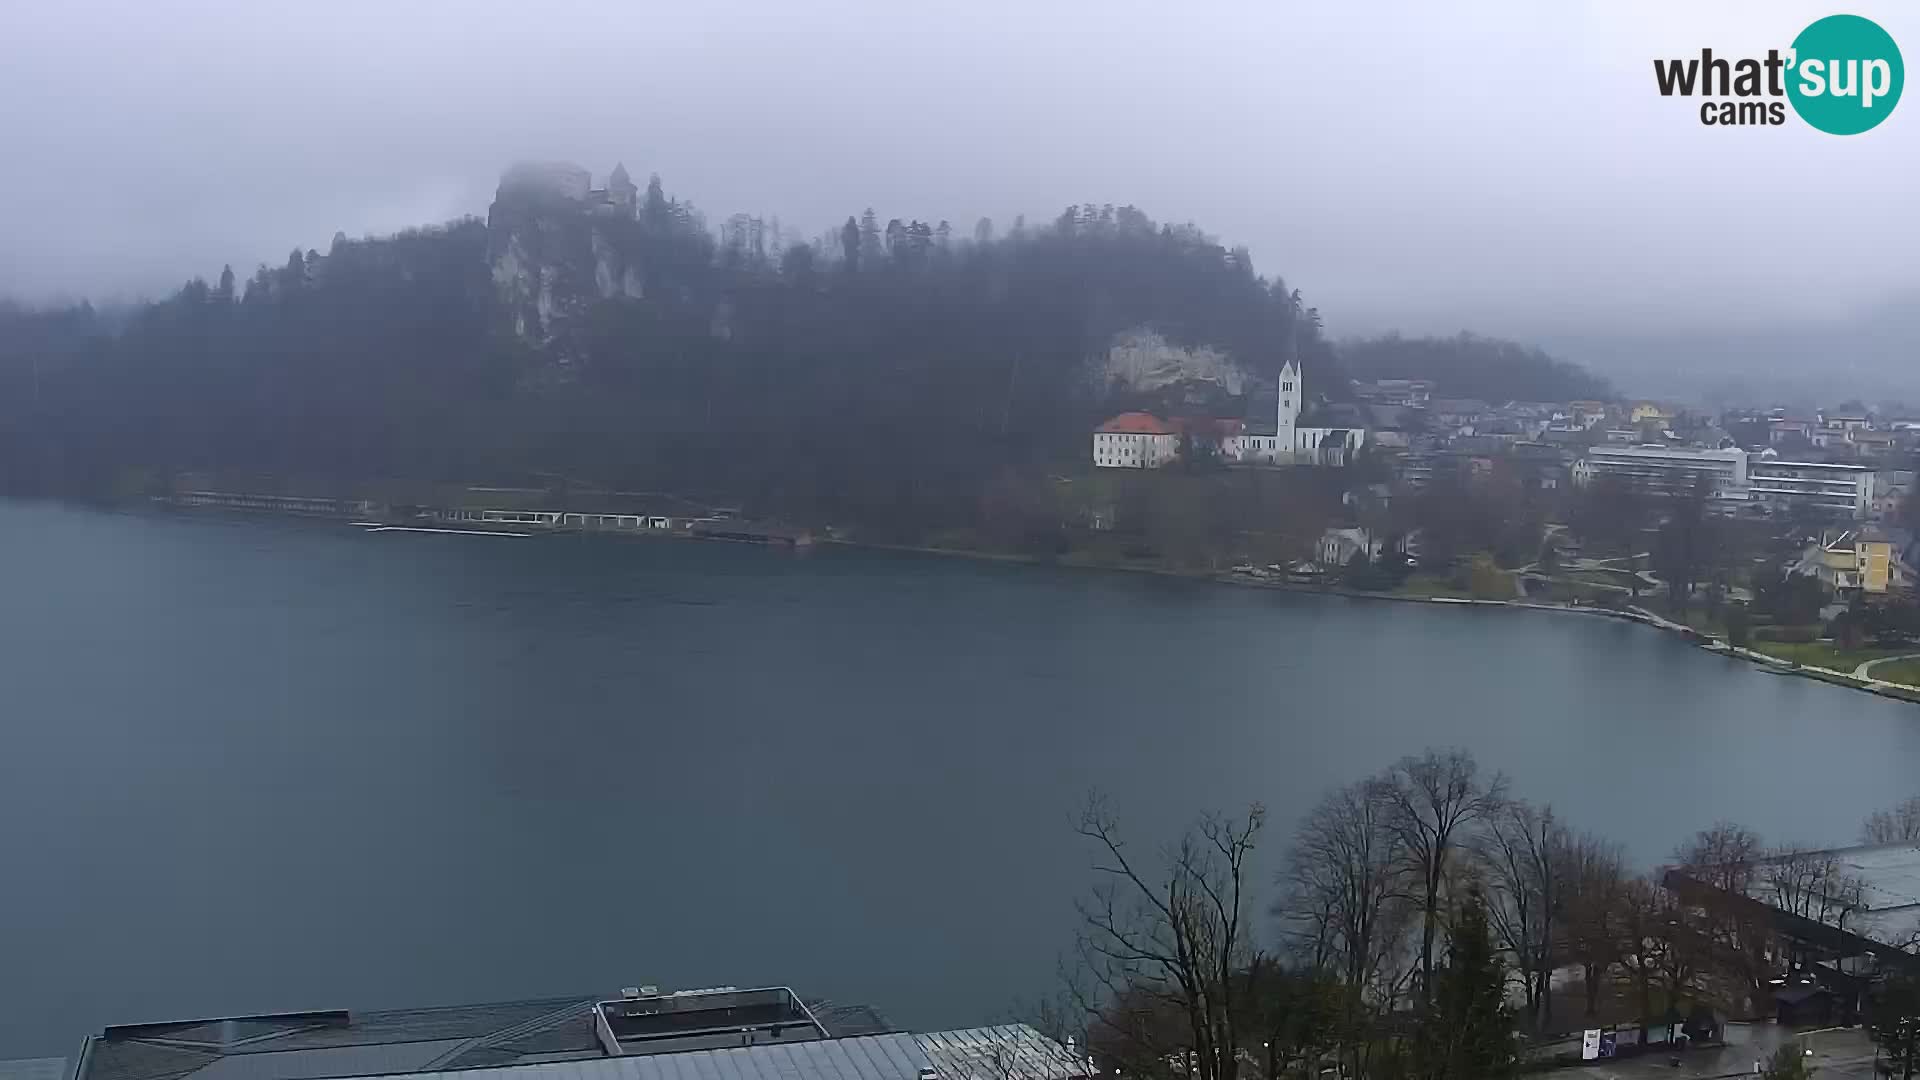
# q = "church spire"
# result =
<box><xmin>1276</xmin><ymin>358</ymin><xmax>1301</xmax><ymax>452</ymax></box>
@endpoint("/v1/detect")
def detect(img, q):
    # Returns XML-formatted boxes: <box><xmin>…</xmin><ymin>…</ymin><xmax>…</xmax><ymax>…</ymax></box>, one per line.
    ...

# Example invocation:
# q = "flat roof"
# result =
<box><xmin>1586</xmin><ymin>446</ymin><xmax>1743</xmax><ymax>459</ymax></box>
<box><xmin>76</xmin><ymin>994</ymin><xmax>898</xmax><ymax>1080</ymax></box>
<box><xmin>1753</xmin><ymin>843</ymin><xmax>1920</xmax><ymax>949</ymax></box>
<box><xmin>1753</xmin><ymin>461</ymin><xmax>1871</xmax><ymax>471</ymax></box>
<box><xmin>1829</xmin><ymin>844</ymin><xmax>1920</xmax><ymax>944</ymax></box>
<box><xmin>74</xmin><ymin>996</ymin><xmax>1081</xmax><ymax>1080</ymax></box>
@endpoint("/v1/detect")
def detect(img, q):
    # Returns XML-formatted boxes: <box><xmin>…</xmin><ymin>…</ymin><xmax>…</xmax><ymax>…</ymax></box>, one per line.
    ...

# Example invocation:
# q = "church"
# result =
<box><xmin>1222</xmin><ymin>359</ymin><xmax>1368</xmax><ymax>466</ymax></box>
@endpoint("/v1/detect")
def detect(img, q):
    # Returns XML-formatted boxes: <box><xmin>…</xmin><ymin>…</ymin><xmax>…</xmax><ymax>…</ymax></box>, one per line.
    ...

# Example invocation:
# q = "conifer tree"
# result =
<box><xmin>1413</xmin><ymin>891</ymin><xmax>1517</xmax><ymax>1080</ymax></box>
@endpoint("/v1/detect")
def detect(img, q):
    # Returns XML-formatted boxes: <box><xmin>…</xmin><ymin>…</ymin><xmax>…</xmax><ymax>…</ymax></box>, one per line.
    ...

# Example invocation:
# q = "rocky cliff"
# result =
<box><xmin>1094</xmin><ymin>327</ymin><xmax>1251</xmax><ymax>396</ymax></box>
<box><xmin>486</xmin><ymin>161</ymin><xmax>648</xmax><ymax>347</ymax></box>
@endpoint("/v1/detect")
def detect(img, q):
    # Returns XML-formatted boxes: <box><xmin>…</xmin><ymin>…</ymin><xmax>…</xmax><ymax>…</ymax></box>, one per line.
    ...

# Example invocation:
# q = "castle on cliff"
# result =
<box><xmin>495</xmin><ymin>161</ymin><xmax>638</xmax><ymax>218</ymax></box>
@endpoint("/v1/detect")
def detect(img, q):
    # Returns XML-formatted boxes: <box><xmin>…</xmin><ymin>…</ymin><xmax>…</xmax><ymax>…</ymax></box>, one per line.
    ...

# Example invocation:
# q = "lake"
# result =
<box><xmin>1</xmin><ymin>498</ymin><xmax>1916</xmax><ymax>1056</ymax></box>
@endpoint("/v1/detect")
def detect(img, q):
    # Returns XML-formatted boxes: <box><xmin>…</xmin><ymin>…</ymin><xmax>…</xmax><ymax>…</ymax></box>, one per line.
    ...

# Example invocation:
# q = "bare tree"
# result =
<box><xmin>1235</xmin><ymin>955</ymin><xmax>1340</xmax><ymax>1080</ymax></box>
<box><xmin>1618</xmin><ymin>874</ymin><xmax>1686</xmax><ymax>1044</ymax></box>
<box><xmin>1477</xmin><ymin>798</ymin><xmax>1565</xmax><ymax>1029</ymax></box>
<box><xmin>953</xmin><ymin>1008</ymin><xmax>1095</xmax><ymax>1080</ymax></box>
<box><xmin>1678</xmin><ymin>818</ymin><xmax>1758</xmax><ymax>877</ymax></box>
<box><xmin>1672</xmin><ymin>822</ymin><xmax>1772</xmax><ymax>1014</ymax></box>
<box><xmin>1864</xmin><ymin>796</ymin><xmax>1920</xmax><ymax>845</ymax></box>
<box><xmin>1762</xmin><ymin>845</ymin><xmax>1866</xmax><ymax>929</ymax></box>
<box><xmin>1080</xmin><ymin>983</ymin><xmax>1188</xmax><ymax>1080</ymax></box>
<box><xmin>1383</xmin><ymin>748</ymin><xmax>1508</xmax><ymax>1005</ymax></box>
<box><xmin>1561</xmin><ymin>832</ymin><xmax>1628</xmax><ymax>1019</ymax></box>
<box><xmin>1071</xmin><ymin>793</ymin><xmax>1265</xmax><ymax>1080</ymax></box>
<box><xmin>1280</xmin><ymin>779</ymin><xmax>1413</xmax><ymax>1077</ymax></box>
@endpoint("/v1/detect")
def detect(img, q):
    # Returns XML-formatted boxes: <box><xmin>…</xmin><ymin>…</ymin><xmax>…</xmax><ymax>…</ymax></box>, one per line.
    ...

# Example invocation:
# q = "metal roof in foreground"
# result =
<box><xmin>74</xmin><ymin>991</ymin><xmax>1084</xmax><ymax>1080</ymax></box>
<box><xmin>383</xmin><ymin>1026</ymin><xmax>1084</xmax><ymax>1080</ymax></box>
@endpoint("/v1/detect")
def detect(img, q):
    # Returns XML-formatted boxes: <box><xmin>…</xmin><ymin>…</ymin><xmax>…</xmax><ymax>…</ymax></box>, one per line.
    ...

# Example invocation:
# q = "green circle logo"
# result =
<box><xmin>1787</xmin><ymin>14</ymin><xmax>1903</xmax><ymax>134</ymax></box>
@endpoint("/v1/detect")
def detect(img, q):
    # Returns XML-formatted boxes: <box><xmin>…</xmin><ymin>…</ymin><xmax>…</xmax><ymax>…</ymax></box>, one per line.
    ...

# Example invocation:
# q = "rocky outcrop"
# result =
<box><xmin>1095</xmin><ymin>327</ymin><xmax>1250</xmax><ymax>396</ymax></box>
<box><xmin>486</xmin><ymin>161</ymin><xmax>647</xmax><ymax>346</ymax></box>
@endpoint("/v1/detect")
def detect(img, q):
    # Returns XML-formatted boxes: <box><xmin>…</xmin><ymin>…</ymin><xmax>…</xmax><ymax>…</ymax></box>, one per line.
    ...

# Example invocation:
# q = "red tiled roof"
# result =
<box><xmin>1097</xmin><ymin>412</ymin><xmax>1177</xmax><ymax>435</ymax></box>
<box><xmin>1170</xmin><ymin>417</ymin><xmax>1244</xmax><ymax>438</ymax></box>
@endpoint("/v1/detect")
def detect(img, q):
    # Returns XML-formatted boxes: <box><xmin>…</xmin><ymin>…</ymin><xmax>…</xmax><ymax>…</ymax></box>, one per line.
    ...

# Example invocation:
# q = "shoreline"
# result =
<box><xmin>826</xmin><ymin>538</ymin><xmax>1920</xmax><ymax>707</ymax></box>
<box><xmin>36</xmin><ymin>497</ymin><xmax>1919</xmax><ymax>707</ymax></box>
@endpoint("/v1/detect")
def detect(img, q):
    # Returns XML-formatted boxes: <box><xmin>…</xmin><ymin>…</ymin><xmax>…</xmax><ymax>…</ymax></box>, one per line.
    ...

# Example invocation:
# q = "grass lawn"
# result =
<box><xmin>1532</xmin><ymin>580</ymin><xmax>1608</xmax><ymax>605</ymax></box>
<box><xmin>1565</xmin><ymin>568</ymin><xmax>1645</xmax><ymax>591</ymax></box>
<box><xmin>1784</xmin><ymin>666</ymin><xmax>1920</xmax><ymax>703</ymax></box>
<box><xmin>1868</xmin><ymin>658</ymin><xmax>1920</xmax><ymax>687</ymax></box>
<box><xmin>1749</xmin><ymin>640</ymin><xmax>1908</xmax><ymax>671</ymax></box>
<box><xmin>1662</xmin><ymin>608</ymin><xmax>1729</xmax><ymax>639</ymax></box>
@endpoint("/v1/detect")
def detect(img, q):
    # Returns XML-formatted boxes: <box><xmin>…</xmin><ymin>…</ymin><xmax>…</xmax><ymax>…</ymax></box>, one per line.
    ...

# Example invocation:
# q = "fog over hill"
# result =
<box><xmin>1</xmin><ymin>0</ymin><xmax>1914</xmax><ymax>390</ymax></box>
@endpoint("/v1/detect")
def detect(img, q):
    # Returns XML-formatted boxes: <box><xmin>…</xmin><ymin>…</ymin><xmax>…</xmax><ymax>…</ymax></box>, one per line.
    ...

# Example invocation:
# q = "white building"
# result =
<box><xmin>1317</xmin><ymin>526</ymin><xmax>1380</xmax><ymax>569</ymax></box>
<box><xmin>1092</xmin><ymin>412</ymin><xmax>1180</xmax><ymax>469</ymax></box>
<box><xmin>1231</xmin><ymin>432</ymin><xmax>1291</xmax><ymax>464</ymax></box>
<box><xmin>1571</xmin><ymin>445</ymin><xmax>1749</xmax><ymax>500</ymax></box>
<box><xmin>1570</xmin><ymin>445</ymin><xmax>1877</xmax><ymax>519</ymax></box>
<box><xmin>1222</xmin><ymin>359</ymin><xmax>1367</xmax><ymax>466</ymax></box>
<box><xmin>1748</xmin><ymin>458</ymin><xmax>1876</xmax><ymax>518</ymax></box>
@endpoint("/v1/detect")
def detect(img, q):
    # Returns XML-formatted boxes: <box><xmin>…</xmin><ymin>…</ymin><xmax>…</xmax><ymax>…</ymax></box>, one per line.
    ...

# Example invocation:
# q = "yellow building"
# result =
<box><xmin>1809</xmin><ymin>528</ymin><xmax>1894</xmax><ymax>593</ymax></box>
<box><xmin>1629</xmin><ymin>401</ymin><xmax>1673</xmax><ymax>425</ymax></box>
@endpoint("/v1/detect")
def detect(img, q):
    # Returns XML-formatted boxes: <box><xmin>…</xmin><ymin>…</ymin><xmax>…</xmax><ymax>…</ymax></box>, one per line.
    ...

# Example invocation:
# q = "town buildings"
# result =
<box><xmin>1087</xmin><ymin>353</ymin><xmax>1913</xmax><ymax>540</ymax></box>
<box><xmin>1092</xmin><ymin>359</ymin><xmax>1370</xmax><ymax>469</ymax></box>
<box><xmin>1564</xmin><ymin>445</ymin><xmax>1880</xmax><ymax>519</ymax></box>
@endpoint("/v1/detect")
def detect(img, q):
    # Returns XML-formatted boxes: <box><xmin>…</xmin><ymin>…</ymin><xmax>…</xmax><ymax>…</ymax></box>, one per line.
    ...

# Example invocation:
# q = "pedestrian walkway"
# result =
<box><xmin>1559</xmin><ymin>1026</ymin><xmax>1877</xmax><ymax>1080</ymax></box>
<box><xmin>1854</xmin><ymin>652</ymin><xmax>1920</xmax><ymax>680</ymax></box>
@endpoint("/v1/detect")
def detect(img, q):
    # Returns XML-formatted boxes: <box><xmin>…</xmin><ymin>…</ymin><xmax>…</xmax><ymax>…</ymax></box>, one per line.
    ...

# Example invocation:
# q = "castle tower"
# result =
<box><xmin>607</xmin><ymin>162</ymin><xmax>638</xmax><ymax>214</ymax></box>
<box><xmin>1276</xmin><ymin>358</ymin><xmax>1301</xmax><ymax>453</ymax></box>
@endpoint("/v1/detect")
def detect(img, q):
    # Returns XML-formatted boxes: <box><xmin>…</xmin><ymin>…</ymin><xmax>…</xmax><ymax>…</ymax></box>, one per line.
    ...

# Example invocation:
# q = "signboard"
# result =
<box><xmin>1598</xmin><ymin>1029</ymin><xmax>1617</xmax><ymax>1059</ymax></box>
<box><xmin>1581</xmin><ymin>1029</ymin><xmax>1602</xmax><ymax>1060</ymax></box>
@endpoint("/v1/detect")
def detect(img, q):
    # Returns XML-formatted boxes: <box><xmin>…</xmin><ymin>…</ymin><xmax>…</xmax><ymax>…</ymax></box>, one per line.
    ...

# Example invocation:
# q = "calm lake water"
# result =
<box><xmin>2</xmin><ymin>498</ymin><xmax>1917</xmax><ymax>1055</ymax></box>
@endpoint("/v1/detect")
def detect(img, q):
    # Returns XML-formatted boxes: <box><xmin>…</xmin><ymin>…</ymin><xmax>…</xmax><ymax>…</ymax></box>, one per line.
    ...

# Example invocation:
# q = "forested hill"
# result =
<box><xmin>1338</xmin><ymin>332</ymin><xmax>1611</xmax><ymax>403</ymax></box>
<box><xmin>0</xmin><ymin>170</ymin><xmax>1335</xmax><ymax>531</ymax></box>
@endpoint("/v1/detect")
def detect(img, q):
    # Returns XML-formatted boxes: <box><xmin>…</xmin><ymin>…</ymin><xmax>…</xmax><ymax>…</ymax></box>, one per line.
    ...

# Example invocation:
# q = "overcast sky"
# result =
<box><xmin>1</xmin><ymin>0</ymin><xmax>1913</xmax><ymax>357</ymax></box>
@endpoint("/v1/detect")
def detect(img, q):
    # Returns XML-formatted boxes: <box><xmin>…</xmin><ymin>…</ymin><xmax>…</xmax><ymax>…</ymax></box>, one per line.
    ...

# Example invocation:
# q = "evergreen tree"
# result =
<box><xmin>1872</xmin><ymin>974</ymin><xmax>1920</xmax><ymax>1080</ymax></box>
<box><xmin>216</xmin><ymin>264</ymin><xmax>235</xmax><ymax>302</ymax></box>
<box><xmin>1761</xmin><ymin>1044</ymin><xmax>1810</xmax><ymax>1080</ymax></box>
<box><xmin>1413</xmin><ymin>892</ymin><xmax>1517</xmax><ymax>1080</ymax></box>
<box><xmin>839</xmin><ymin>216</ymin><xmax>859</xmax><ymax>270</ymax></box>
<box><xmin>643</xmin><ymin>174</ymin><xmax>670</xmax><ymax>230</ymax></box>
<box><xmin>780</xmin><ymin>243</ymin><xmax>815</xmax><ymax>281</ymax></box>
<box><xmin>858</xmin><ymin>207</ymin><xmax>882</xmax><ymax>264</ymax></box>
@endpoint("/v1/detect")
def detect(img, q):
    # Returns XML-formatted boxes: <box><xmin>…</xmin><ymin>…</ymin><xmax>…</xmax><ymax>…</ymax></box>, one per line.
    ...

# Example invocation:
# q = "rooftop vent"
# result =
<box><xmin>593</xmin><ymin>986</ymin><xmax>826</xmax><ymax>1058</ymax></box>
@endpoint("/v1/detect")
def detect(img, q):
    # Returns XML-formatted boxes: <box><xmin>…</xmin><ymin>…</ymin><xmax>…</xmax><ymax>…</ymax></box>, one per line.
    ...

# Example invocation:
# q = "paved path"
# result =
<box><xmin>1854</xmin><ymin>652</ymin><xmax>1920</xmax><ymax>679</ymax></box>
<box><xmin>1559</xmin><ymin>1026</ymin><xmax>1877</xmax><ymax>1080</ymax></box>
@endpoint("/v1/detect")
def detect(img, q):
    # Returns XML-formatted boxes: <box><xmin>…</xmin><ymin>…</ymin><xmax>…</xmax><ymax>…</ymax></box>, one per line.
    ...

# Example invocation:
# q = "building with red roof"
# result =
<box><xmin>1093</xmin><ymin>412</ymin><xmax>1181</xmax><ymax>468</ymax></box>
